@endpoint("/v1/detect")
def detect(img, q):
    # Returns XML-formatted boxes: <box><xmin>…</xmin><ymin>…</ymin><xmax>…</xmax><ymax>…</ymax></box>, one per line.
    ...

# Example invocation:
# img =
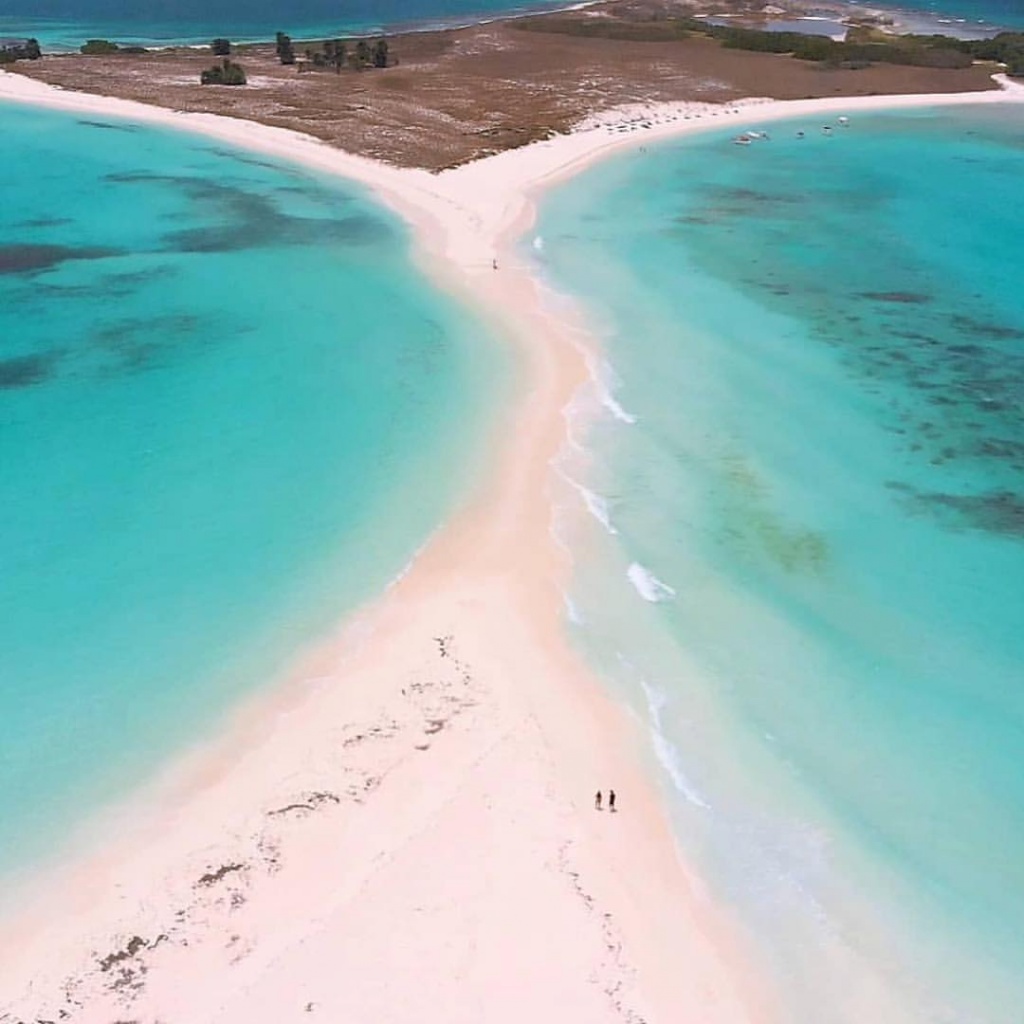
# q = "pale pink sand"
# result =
<box><xmin>0</xmin><ymin>70</ymin><xmax>1021</xmax><ymax>1024</ymax></box>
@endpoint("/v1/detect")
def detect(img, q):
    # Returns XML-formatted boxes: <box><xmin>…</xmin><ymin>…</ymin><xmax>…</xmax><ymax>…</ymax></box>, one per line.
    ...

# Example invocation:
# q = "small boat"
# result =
<box><xmin>838</xmin><ymin>115</ymin><xmax>850</xmax><ymax>127</ymax></box>
<box><xmin>733</xmin><ymin>133</ymin><xmax>753</xmax><ymax>145</ymax></box>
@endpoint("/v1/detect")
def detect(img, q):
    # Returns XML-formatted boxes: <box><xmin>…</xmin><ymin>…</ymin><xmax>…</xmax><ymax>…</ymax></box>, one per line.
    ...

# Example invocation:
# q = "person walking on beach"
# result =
<box><xmin>595</xmin><ymin>790</ymin><xmax>603</xmax><ymax>811</ymax></box>
<box><xmin>608</xmin><ymin>789</ymin><xmax>616</xmax><ymax>813</ymax></box>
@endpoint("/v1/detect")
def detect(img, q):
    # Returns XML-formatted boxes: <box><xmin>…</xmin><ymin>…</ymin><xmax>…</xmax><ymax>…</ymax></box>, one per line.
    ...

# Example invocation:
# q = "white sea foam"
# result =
<box><xmin>579</xmin><ymin>486</ymin><xmax>616</xmax><ymax>534</ymax></box>
<box><xmin>636</xmin><ymin>674</ymin><xmax>711</xmax><ymax>809</ymax></box>
<box><xmin>626</xmin><ymin>562</ymin><xmax>676</xmax><ymax>602</ymax></box>
<box><xmin>558</xmin><ymin>382</ymin><xmax>597</xmax><ymax>455</ymax></box>
<box><xmin>563</xmin><ymin>593</ymin><xmax>585</xmax><ymax>625</ymax></box>
<box><xmin>531</xmin><ymin>273</ymin><xmax>636</xmax><ymax>428</ymax></box>
<box><xmin>651</xmin><ymin>730</ymin><xmax>712</xmax><ymax>810</ymax></box>
<box><xmin>555</xmin><ymin>468</ymin><xmax>617</xmax><ymax>535</ymax></box>
<box><xmin>601</xmin><ymin>390</ymin><xmax>637</xmax><ymax>425</ymax></box>
<box><xmin>591</xmin><ymin>356</ymin><xmax>637</xmax><ymax>425</ymax></box>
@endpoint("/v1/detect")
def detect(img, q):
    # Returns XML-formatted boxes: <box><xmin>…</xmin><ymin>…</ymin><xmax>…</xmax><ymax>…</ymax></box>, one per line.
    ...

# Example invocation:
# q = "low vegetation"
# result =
<box><xmin>277</xmin><ymin>29</ymin><xmax>391</xmax><ymax>70</ymax></box>
<box><xmin>200</xmin><ymin>57</ymin><xmax>247</xmax><ymax>85</ymax></box>
<box><xmin>961</xmin><ymin>31</ymin><xmax>1024</xmax><ymax>75</ymax></box>
<box><xmin>275</xmin><ymin>31</ymin><xmax>297</xmax><ymax>65</ymax></box>
<box><xmin>0</xmin><ymin>38</ymin><xmax>41</xmax><ymax>63</ymax></box>
<box><xmin>515</xmin><ymin>14</ymin><xmax>1024</xmax><ymax>76</ymax></box>
<box><xmin>80</xmin><ymin>38</ymin><xmax>148</xmax><ymax>55</ymax></box>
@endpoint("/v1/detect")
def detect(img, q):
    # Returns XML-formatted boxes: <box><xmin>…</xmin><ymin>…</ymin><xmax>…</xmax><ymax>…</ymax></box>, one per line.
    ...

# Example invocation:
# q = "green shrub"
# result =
<box><xmin>200</xmin><ymin>58</ymin><xmax>247</xmax><ymax>85</ymax></box>
<box><xmin>0</xmin><ymin>37</ymin><xmax>41</xmax><ymax>60</ymax></box>
<box><xmin>80</xmin><ymin>38</ymin><xmax>120</xmax><ymax>54</ymax></box>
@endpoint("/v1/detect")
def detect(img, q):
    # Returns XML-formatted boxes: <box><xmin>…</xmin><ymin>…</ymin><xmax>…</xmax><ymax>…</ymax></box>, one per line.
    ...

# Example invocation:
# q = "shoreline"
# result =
<box><xmin>1</xmin><ymin>71</ymin><xmax>1022</xmax><ymax>1021</ymax></box>
<box><xmin>12</xmin><ymin>0</ymin><xmax>1022</xmax><ymax>54</ymax></box>
<box><xmin>12</xmin><ymin>0</ymin><xmax>604</xmax><ymax>54</ymax></box>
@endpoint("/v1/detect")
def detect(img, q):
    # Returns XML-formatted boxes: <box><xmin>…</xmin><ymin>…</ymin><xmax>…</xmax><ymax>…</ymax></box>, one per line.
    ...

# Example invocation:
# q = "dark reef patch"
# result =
<box><xmin>859</xmin><ymin>291</ymin><xmax>932</xmax><ymax>304</ymax></box>
<box><xmin>165</xmin><ymin>209</ymin><xmax>380</xmax><ymax>253</ymax></box>
<box><xmin>715</xmin><ymin>187</ymin><xmax>802</xmax><ymax>209</ymax></box>
<box><xmin>0</xmin><ymin>354</ymin><xmax>57</xmax><ymax>390</ymax></box>
<box><xmin>32</xmin><ymin>264</ymin><xmax>178</xmax><ymax>302</ymax></box>
<box><xmin>949</xmin><ymin>315</ymin><xmax>1024</xmax><ymax>342</ymax></box>
<box><xmin>92</xmin><ymin>313</ymin><xmax>204</xmax><ymax>372</ymax></box>
<box><xmin>102</xmin><ymin>264</ymin><xmax>179</xmax><ymax>293</ymax></box>
<box><xmin>103</xmin><ymin>172</ymin><xmax>379</xmax><ymax>254</ymax></box>
<box><xmin>898</xmin><ymin>487</ymin><xmax>1024</xmax><ymax>538</ymax></box>
<box><xmin>15</xmin><ymin>216</ymin><xmax>73</xmax><ymax>230</ymax></box>
<box><xmin>79</xmin><ymin>119</ymin><xmax>138</xmax><ymax>133</ymax></box>
<box><xmin>199</xmin><ymin>146</ymin><xmax>297</xmax><ymax>174</ymax></box>
<box><xmin>0</xmin><ymin>244</ymin><xmax>123</xmax><ymax>276</ymax></box>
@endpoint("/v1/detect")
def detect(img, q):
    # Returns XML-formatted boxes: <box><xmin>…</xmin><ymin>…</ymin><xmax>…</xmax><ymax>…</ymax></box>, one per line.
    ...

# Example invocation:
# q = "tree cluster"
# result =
<box><xmin>306</xmin><ymin>38</ymin><xmax>346</xmax><ymax>71</ymax></box>
<box><xmin>276</xmin><ymin>31</ymin><xmax>296</xmax><ymax>65</ymax></box>
<box><xmin>211</xmin><ymin>37</ymin><xmax>232</xmax><ymax>56</ymax></box>
<box><xmin>0</xmin><ymin>37</ymin><xmax>41</xmax><ymax>63</ymax></box>
<box><xmin>200</xmin><ymin>57</ymin><xmax>247</xmax><ymax>85</ymax></box>
<box><xmin>350</xmin><ymin>38</ymin><xmax>389</xmax><ymax>67</ymax></box>
<box><xmin>279</xmin><ymin>30</ymin><xmax>390</xmax><ymax>70</ymax></box>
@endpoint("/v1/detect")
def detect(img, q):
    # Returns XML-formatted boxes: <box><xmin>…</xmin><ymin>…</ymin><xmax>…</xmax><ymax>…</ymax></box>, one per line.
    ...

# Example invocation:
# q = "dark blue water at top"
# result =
<box><xmin>0</xmin><ymin>0</ymin><xmax>570</xmax><ymax>48</ymax></box>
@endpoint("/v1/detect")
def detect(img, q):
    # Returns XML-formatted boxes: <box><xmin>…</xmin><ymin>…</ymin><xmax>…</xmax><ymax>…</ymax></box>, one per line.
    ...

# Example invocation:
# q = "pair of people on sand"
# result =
<box><xmin>594</xmin><ymin>789</ymin><xmax>616</xmax><ymax>812</ymax></box>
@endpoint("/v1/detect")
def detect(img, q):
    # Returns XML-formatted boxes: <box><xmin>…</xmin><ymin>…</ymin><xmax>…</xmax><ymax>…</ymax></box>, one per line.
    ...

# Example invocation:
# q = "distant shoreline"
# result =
<box><xmin>1</xmin><ymin>70</ymin><xmax>1023</xmax><ymax>1021</ymax></box>
<box><xmin>2</xmin><ymin>0</ymin><xmax>603</xmax><ymax>53</ymax></box>
<box><xmin>4</xmin><ymin>0</ymin><xmax>1010</xmax><ymax>172</ymax></box>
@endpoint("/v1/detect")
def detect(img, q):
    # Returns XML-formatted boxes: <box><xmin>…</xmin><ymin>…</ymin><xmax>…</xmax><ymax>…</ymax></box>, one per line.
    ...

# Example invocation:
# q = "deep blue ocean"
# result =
<box><xmin>866</xmin><ymin>0</ymin><xmax>1024</xmax><ymax>31</ymax></box>
<box><xmin>0</xmin><ymin>102</ymin><xmax>500</xmax><ymax>887</ymax></box>
<box><xmin>3</xmin><ymin>0</ymin><xmax>1020</xmax><ymax>50</ymax></box>
<box><xmin>0</xmin><ymin>0</ymin><xmax>570</xmax><ymax>49</ymax></box>
<box><xmin>537</xmin><ymin>104</ymin><xmax>1024</xmax><ymax>1021</ymax></box>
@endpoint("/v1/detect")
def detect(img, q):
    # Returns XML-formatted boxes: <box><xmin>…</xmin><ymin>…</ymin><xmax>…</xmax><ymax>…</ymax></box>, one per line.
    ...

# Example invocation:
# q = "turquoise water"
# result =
<box><xmin>0</xmin><ymin>103</ymin><xmax>500</xmax><ymax>886</ymax></box>
<box><xmin>537</xmin><ymin>105</ymin><xmax>1024</xmax><ymax>1021</ymax></box>
<box><xmin>860</xmin><ymin>0</ymin><xmax>1024</xmax><ymax>32</ymax></box>
<box><xmin>0</xmin><ymin>0</ymin><xmax>570</xmax><ymax>50</ymax></box>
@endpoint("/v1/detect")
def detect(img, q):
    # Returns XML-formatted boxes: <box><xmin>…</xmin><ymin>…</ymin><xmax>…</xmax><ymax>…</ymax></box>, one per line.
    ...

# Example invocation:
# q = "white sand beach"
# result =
<box><xmin>0</xmin><ymin>69</ymin><xmax>1021</xmax><ymax>1023</ymax></box>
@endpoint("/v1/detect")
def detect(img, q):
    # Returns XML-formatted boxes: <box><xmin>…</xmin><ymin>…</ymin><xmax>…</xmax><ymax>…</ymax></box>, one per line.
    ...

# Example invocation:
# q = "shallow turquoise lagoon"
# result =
<box><xmin>0</xmin><ymin>104</ymin><xmax>499</xmax><ymax>885</ymax></box>
<box><xmin>537</xmin><ymin>105</ymin><xmax>1024</xmax><ymax>1020</ymax></box>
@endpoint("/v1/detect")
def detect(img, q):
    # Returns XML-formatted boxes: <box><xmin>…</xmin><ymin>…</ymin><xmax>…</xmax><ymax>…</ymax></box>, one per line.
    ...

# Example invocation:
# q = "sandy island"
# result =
<box><xmin>0</xmin><ymin>68</ymin><xmax>1022</xmax><ymax>1023</ymax></box>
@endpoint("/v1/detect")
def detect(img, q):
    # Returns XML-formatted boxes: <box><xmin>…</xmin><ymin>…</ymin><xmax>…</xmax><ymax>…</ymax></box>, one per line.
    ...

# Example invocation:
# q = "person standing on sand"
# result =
<box><xmin>595</xmin><ymin>790</ymin><xmax>603</xmax><ymax>811</ymax></box>
<box><xmin>609</xmin><ymin>789</ymin><xmax>616</xmax><ymax>813</ymax></box>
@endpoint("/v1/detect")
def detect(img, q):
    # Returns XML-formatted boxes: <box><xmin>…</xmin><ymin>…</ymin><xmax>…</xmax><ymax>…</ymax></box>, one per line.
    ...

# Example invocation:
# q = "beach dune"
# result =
<box><xmin>0</xmin><ymin>69</ymin><xmax>1021</xmax><ymax>1022</ymax></box>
